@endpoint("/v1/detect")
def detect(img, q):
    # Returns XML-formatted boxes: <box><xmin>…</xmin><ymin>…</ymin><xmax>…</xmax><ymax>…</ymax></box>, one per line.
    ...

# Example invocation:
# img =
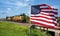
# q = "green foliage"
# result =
<box><xmin>30</xmin><ymin>29</ymin><xmax>51</xmax><ymax>36</ymax></box>
<box><xmin>21</xmin><ymin>13</ymin><xmax>30</xmax><ymax>23</ymax></box>
<box><xmin>58</xmin><ymin>17</ymin><xmax>60</xmax><ymax>22</ymax></box>
<box><xmin>26</xmin><ymin>15</ymin><xmax>30</xmax><ymax>23</ymax></box>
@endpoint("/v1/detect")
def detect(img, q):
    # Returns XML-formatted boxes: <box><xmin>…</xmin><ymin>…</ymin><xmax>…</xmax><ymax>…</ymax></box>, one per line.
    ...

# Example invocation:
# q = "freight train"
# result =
<box><xmin>6</xmin><ymin>14</ymin><xmax>26</xmax><ymax>23</ymax></box>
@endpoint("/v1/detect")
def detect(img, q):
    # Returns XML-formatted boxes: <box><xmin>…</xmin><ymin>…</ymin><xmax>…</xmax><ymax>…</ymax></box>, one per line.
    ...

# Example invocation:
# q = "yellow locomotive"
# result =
<box><xmin>6</xmin><ymin>14</ymin><xmax>26</xmax><ymax>23</ymax></box>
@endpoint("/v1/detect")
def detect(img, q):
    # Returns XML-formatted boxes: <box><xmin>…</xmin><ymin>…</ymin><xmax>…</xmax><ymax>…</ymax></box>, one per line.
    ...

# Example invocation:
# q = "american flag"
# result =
<box><xmin>30</xmin><ymin>4</ymin><xmax>58</xmax><ymax>29</ymax></box>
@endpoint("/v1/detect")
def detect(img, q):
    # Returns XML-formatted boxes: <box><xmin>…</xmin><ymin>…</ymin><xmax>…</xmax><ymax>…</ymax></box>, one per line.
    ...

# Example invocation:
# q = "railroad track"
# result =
<box><xmin>0</xmin><ymin>21</ymin><xmax>31</xmax><ymax>26</ymax></box>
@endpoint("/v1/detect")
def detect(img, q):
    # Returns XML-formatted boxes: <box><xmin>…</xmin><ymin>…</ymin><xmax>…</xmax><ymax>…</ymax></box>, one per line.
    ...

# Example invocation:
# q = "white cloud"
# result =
<box><xmin>0</xmin><ymin>1</ymin><xmax>28</xmax><ymax>7</ymax></box>
<box><xmin>1</xmin><ymin>0</ymin><xmax>34</xmax><ymax>7</ymax></box>
<box><xmin>24</xmin><ymin>0</ymin><xmax>30</xmax><ymax>2</ymax></box>
<box><xmin>7</xmin><ymin>8</ymin><xmax>11</xmax><ymax>11</ymax></box>
<box><xmin>24</xmin><ymin>0</ymin><xmax>34</xmax><ymax>2</ymax></box>
<box><xmin>15</xmin><ymin>2</ymin><xmax>28</xmax><ymax>7</ymax></box>
<box><xmin>6</xmin><ymin>8</ymin><xmax>11</xmax><ymax>13</ymax></box>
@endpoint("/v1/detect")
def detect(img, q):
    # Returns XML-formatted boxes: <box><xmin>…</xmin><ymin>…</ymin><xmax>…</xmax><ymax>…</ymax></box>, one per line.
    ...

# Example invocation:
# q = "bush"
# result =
<box><xmin>30</xmin><ymin>29</ymin><xmax>51</xmax><ymax>36</ymax></box>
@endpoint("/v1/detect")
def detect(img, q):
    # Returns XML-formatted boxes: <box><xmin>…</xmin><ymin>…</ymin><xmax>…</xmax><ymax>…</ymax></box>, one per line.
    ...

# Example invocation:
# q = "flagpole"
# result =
<box><xmin>29</xmin><ymin>4</ymin><xmax>32</xmax><ymax>36</ymax></box>
<box><xmin>29</xmin><ymin>4</ymin><xmax>36</xmax><ymax>36</ymax></box>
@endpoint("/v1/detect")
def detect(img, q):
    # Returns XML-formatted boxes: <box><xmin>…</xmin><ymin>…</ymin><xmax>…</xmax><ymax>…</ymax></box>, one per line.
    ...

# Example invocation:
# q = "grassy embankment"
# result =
<box><xmin>0</xmin><ymin>22</ymin><xmax>29</xmax><ymax>36</ymax></box>
<box><xmin>0</xmin><ymin>22</ymin><xmax>51</xmax><ymax>36</ymax></box>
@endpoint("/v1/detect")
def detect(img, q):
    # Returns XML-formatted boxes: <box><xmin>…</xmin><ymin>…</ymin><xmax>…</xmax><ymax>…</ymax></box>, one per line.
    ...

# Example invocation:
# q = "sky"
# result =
<box><xmin>0</xmin><ymin>0</ymin><xmax>60</xmax><ymax>18</ymax></box>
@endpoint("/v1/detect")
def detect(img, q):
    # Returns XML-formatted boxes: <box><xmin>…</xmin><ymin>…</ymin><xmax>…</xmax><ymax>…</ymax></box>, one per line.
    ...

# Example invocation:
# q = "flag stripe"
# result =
<box><xmin>40</xmin><ymin>6</ymin><xmax>48</xmax><ymax>8</ymax></box>
<box><xmin>41</xmin><ymin>11</ymin><xmax>58</xmax><ymax>15</ymax></box>
<box><xmin>41</xmin><ymin>8</ymin><xmax>58</xmax><ymax>9</ymax></box>
<box><xmin>31</xmin><ymin>21</ymin><xmax>57</xmax><ymax>29</ymax></box>
<box><xmin>31</xmin><ymin>16</ymin><xmax>57</xmax><ymax>21</ymax></box>
<box><xmin>30</xmin><ymin>17</ymin><xmax>56</xmax><ymax>22</ymax></box>
<box><xmin>40</xmin><ymin>12</ymin><xmax>58</xmax><ymax>18</ymax></box>
<box><xmin>31</xmin><ymin>14</ymin><xmax>57</xmax><ymax>19</ymax></box>
<box><xmin>40</xmin><ymin>12</ymin><xmax>57</xmax><ymax>15</ymax></box>
<box><xmin>30</xmin><ymin>17</ymin><xmax>57</xmax><ymax>24</ymax></box>
<box><xmin>31</xmin><ymin>12</ymin><xmax>57</xmax><ymax>19</ymax></box>
<box><xmin>30</xmin><ymin>20</ymin><xmax>55</xmax><ymax>26</ymax></box>
<box><xmin>41</xmin><ymin>9</ymin><xmax>57</xmax><ymax>12</ymax></box>
<box><xmin>30</xmin><ymin>18</ymin><xmax>57</xmax><ymax>24</ymax></box>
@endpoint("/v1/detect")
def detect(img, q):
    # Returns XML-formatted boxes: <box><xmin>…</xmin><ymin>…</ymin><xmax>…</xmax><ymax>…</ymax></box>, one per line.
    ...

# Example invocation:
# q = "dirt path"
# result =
<box><xmin>0</xmin><ymin>21</ymin><xmax>31</xmax><ymax>26</ymax></box>
<box><xmin>11</xmin><ymin>22</ymin><xmax>31</xmax><ymax>26</ymax></box>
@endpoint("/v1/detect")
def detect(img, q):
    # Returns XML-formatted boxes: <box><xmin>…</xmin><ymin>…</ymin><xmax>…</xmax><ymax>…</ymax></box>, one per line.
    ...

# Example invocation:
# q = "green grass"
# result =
<box><xmin>0</xmin><ymin>22</ymin><xmax>51</xmax><ymax>36</ymax></box>
<box><xmin>0</xmin><ymin>22</ymin><xmax>29</xmax><ymax>36</ymax></box>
